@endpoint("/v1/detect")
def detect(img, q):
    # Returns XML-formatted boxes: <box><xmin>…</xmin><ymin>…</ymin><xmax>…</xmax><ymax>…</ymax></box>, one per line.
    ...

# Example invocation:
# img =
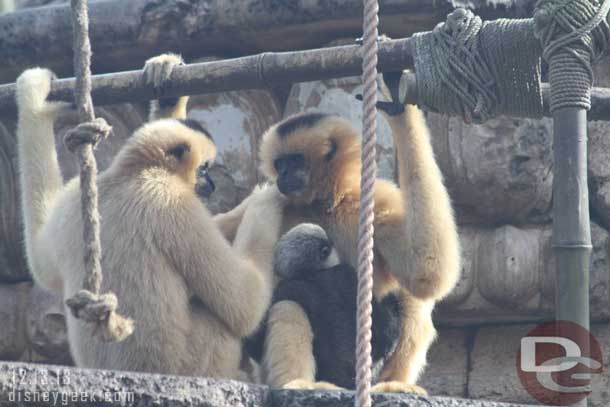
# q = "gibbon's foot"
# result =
<box><xmin>282</xmin><ymin>379</ymin><xmax>343</xmax><ymax>391</ymax></box>
<box><xmin>16</xmin><ymin>68</ymin><xmax>73</xmax><ymax>116</ymax></box>
<box><xmin>143</xmin><ymin>53</ymin><xmax>184</xmax><ymax>90</ymax></box>
<box><xmin>371</xmin><ymin>381</ymin><xmax>428</xmax><ymax>395</ymax></box>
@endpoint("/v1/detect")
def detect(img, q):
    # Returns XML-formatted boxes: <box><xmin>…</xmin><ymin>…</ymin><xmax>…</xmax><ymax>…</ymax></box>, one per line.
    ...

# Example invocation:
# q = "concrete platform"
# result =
<box><xmin>0</xmin><ymin>361</ymin><xmax>541</xmax><ymax>407</ymax></box>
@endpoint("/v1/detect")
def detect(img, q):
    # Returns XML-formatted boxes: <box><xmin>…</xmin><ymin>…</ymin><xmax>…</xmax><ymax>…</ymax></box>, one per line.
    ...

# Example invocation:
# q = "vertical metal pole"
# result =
<box><xmin>552</xmin><ymin>107</ymin><xmax>591</xmax><ymax>407</ymax></box>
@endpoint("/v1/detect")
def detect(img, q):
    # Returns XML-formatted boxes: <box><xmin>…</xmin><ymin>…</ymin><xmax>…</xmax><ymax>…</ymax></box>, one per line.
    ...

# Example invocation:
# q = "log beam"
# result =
<box><xmin>1</xmin><ymin>39</ymin><xmax>609</xmax><ymax>121</ymax></box>
<box><xmin>0</xmin><ymin>0</ymin><xmax>535</xmax><ymax>84</ymax></box>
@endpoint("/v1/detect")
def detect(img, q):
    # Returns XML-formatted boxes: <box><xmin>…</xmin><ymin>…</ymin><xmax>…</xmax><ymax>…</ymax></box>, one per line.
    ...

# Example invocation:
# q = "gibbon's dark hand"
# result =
<box><xmin>355</xmin><ymin>71</ymin><xmax>405</xmax><ymax>116</ymax></box>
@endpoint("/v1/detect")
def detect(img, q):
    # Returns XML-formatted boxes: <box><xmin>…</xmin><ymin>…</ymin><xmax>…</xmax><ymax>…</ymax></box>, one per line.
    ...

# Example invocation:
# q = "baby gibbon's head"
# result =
<box><xmin>259</xmin><ymin>112</ymin><xmax>360</xmax><ymax>204</ymax></box>
<box><xmin>113</xmin><ymin>119</ymin><xmax>217</xmax><ymax>193</ymax></box>
<box><xmin>273</xmin><ymin>223</ymin><xmax>341</xmax><ymax>279</ymax></box>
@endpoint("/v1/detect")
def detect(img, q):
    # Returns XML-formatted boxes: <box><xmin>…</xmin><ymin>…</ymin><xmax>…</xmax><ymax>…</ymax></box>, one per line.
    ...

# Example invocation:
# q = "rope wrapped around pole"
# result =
<box><xmin>413</xmin><ymin>8</ymin><xmax>544</xmax><ymax>124</ymax></box>
<box><xmin>355</xmin><ymin>0</ymin><xmax>378</xmax><ymax>406</ymax></box>
<box><xmin>63</xmin><ymin>0</ymin><xmax>133</xmax><ymax>342</ymax></box>
<box><xmin>534</xmin><ymin>0</ymin><xmax>610</xmax><ymax>112</ymax></box>
<box><xmin>533</xmin><ymin>0</ymin><xmax>609</xmax><ymax>405</ymax></box>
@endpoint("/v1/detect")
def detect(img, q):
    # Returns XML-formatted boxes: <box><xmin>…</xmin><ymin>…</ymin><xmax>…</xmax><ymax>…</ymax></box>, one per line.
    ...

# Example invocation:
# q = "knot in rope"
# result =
<box><xmin>413</xmin><ymin>8</ymin><xmax>543</xmax><ymax>124</ymax></box>
<box><xmin>64</xmin><ymin>117</ymin><xmax>112</xmax><ymax>153</ymax></box>
<box><xmin>534</xmin><ymin>0</ymin><xmax>610</xmax><ymax>111</ymax></box>
<box><xmin>66</xmin><ymin>290</ymin><xmax>134</xmax><ymax>342</ymax></box>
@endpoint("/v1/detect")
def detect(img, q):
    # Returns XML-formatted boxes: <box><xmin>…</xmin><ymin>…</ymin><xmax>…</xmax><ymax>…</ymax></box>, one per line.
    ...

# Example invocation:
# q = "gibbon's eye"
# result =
<box><xmin>319</xmin><ymin>243</ymin><xmax>332</xmax><ymax>261</ymax></box>
<box><xmin>324</xmin><ymin>140</ymin><xmax>337</xmax><ymax>162</ymax></box>
<box><xmin>168</xmin><ymin>143</ymin><xmax>190</xmax><ymax>161</ymax></box>
<box><xmin>197</xmin><ymin>162</ymin><xmax>209</xmax><ymax>177</ymax></box>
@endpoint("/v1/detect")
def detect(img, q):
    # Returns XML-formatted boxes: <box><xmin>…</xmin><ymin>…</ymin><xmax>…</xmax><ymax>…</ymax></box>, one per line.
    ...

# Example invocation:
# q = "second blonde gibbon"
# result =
<box><xmin>245</xmin><ymin>73</ymin><xmax>460</xmax><ymax>393</ymax></box>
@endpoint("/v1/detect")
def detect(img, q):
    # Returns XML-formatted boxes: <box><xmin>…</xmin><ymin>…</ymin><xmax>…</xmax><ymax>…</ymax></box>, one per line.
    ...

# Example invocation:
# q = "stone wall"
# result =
<box><xmin>1</xmin><ymin>2</ymin><xmax>609</xmax><ymax>406</ymax></box>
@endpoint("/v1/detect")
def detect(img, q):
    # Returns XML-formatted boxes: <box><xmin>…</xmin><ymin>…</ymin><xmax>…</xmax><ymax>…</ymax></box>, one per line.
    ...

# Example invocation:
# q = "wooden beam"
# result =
<box><xmin>0</xmin><ymin>0</ymin><xmax>536</xmax><ymax>84</ymax></box>
<box><xmin>1</xmin><ymin>39</ymin><xmax>609</xmax><ymax>121</ymax></box>
<box><xmin>0</xmin><ymin>38</ymin><xmax>416</xmax><ymax>116</ymax></box>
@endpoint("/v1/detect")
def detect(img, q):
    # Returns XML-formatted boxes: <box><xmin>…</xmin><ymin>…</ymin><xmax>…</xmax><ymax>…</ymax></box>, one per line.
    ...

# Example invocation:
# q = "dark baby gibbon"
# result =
<box><xmin>246</xmin><ymin>223</ymin><xmax>402</xmax><ymax>390</ymax></box>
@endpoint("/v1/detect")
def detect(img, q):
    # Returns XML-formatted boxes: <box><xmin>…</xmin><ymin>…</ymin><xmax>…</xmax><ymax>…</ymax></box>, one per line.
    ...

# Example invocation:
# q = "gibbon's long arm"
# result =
<box><xmin>213</xmin><ymin>189</ymin><xmax>259</xmax><ymax>242</ymax></box>
<box><xmin>144</xmin><ymin>53</ymin><xmax>190</xmax><ymax>122</ymax></box>
<box><xmin>16</xmin><ymin>68</ymin><xmax>70</xmax><ymax>293</ymax></box>
<box><xmin>377</xmin><ymin>105</ymin><xmax>460</xmax><ymax>301</ymax></box>
<box><xmin>232</xmin><ymin>185</ymin><xmax>285</xmax><ymax>279</ymax></box>
<box><xmin>163</xmin><ymin>192</ymin><xmax>276</xmax><ymax>338</ymax></box>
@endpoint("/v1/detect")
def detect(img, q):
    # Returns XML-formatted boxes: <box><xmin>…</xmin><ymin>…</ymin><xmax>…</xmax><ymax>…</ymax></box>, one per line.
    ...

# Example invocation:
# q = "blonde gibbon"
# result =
<box><xmin>143</xmin><ymin>52</ymin><xmax>251</xmax><ymax>242</ymax></box>
<box><xmin>250</xmin><ymin>73</ymin><xmax>461</xmax><ymax>393</ymax></box>
<box><xmin>16</xmin><ymin>66</ymin><xmax>283</xmax><ymax>378</ymax></box>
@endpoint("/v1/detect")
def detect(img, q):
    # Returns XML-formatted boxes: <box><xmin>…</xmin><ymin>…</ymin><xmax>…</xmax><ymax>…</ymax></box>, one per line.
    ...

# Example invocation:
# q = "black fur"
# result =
<box><xmin>244</xmin><ymin>264</ymin><xmax>402</xmax><ymax>389</ymax></box>
<box><xmin>276</xmin><ymin>112</ymin><xmax>330</xmax><ymax>138</ymax></box>
<box><xmin>167</xmin><ymin>143</ymin><xmax>189</xmax><ymax>160</ymax></box>
<box><xmin>178</xmin><ymin>119</ymin><xmax>214</xmax><ymax>142</ymax></box>
<box><xmin>158</xmin><ymin>97</ymin><xmax>180</xmax><ymax>109</ymax></box>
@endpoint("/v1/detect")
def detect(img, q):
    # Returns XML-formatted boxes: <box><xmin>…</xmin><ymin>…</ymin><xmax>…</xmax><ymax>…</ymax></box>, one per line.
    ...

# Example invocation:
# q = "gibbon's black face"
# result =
<box><xmin>195</xmin><ymin>161</ymin><xmax>215</xmax><ymax>198</ymax></box>
<box><xmin>175</xmin><ymin>119</ymin><xmax>217</xmax><ymax>199</ymax></box>
<box><xmin>273</xmin><ymin>223</ymin><xmax>340</xmax><ymax>279</ymax></box>
<box><xmin>273</xmin><ymin>153</ymin><xmax>310</xmax><ymax>197</ymax></box>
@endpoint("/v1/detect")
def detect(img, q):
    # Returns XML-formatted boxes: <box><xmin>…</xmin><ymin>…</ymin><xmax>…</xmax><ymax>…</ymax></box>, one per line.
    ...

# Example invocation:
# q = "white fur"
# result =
<box><xmin>16</xmin><ymin>67</ymin><xmax>282</xmax><ymax>378</ymax></box>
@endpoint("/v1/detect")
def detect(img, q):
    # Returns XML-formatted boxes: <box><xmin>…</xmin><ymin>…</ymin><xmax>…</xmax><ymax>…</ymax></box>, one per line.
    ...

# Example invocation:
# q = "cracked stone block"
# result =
<box><xmin>469</xmin><ymin>324</ymin><xmax>610</xmax><ymax>406</ymax></box>
<box><xmin>428</xmin><ymin>113</ymin><xmax>553</xmax><ymax>224</ymax></box>
<box><xmin>469</xmin><ymin>325</ymin><xmax>537</xmax><ymax>404</ymax></box>
<box><xmin>419</xmin><ymin>329</ymin><xmax>469</xmax><ymax>397</ymax></box>
<box><xmin>25</xmin><ymin>284</ymin><xmax>71</xmax><ymax>365</ymax></box>
<box><xmin>437</xmin><ymin>222</ymin><xmax>610</xmax><ymax>325</ymax></box>
<box><xmin>0</xmin><ymin>283</ymin><xmax>30</xmax><ymax>361</ymax></box>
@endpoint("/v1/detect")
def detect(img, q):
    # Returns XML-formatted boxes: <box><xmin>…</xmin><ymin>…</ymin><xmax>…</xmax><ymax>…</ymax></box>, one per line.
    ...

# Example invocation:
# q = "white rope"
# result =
<box><xmin>355</xmin><ymin>0</ymin><xmax>379</xmax><ymax>406</ymax></box>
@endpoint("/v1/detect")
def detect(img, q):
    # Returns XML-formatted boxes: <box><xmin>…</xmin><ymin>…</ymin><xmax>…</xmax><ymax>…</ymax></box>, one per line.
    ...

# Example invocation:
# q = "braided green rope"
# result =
<box><xmin>534</xmin><ymin>0</ymin><xmax>610</xmax><ymax>111</ymax></box>
<box><xmin>413</xmin><ymin>8</ymin><xmax>544</xmax><ymax>124</ymax></box>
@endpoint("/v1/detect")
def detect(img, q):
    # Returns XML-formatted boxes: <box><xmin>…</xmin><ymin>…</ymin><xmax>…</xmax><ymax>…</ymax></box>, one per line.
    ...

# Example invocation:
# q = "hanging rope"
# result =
<box><xmin>355</xmin><ymin>0</ymin><xmax>378</xmax><ymax>406</ymax></box>
<box><xmin>534</xmin><ymin>0</ymin><xmax>610</xmax><ymax>112</ymax></box>
<box><xmin>63</xmin><ymin>0</ymin><xmax>133</xmax><ymax>342</ymax></box>
<box><xmin>413</xmin><ymin>8</ymin><xmax>544</xmax><ymax>124</ymax></box>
